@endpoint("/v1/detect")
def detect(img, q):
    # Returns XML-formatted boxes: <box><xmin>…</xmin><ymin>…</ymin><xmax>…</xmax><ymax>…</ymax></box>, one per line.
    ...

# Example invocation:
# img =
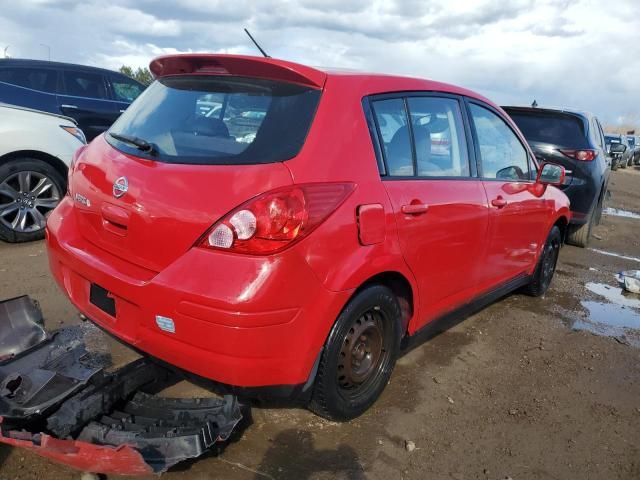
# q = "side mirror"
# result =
<box><xmin>610</xmin><ymin>143</ymin><xmax>626</xmax><ymax>154</ymax></box>
<box><xmin>537</xmin><ymin>162</ymin><xmax>565</xmax><ymax>186</ymax></box>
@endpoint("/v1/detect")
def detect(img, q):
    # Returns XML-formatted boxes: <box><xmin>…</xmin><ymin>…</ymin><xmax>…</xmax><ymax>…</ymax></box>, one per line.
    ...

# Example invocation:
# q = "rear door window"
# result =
<box><xmin>469</xmin><ymin>103</ymin><xmax>532</xmax><ymax>181</ymax></box>
<box><xmin>406</xmin><ymin>97</ymin><xmax>470</xmax><ymax>177</ymax></box>
<box><xmin>371</xmin><ymin>98</ymin><xmax>414</xmax><ymax>176</ymax></box>
<box><xmin>109</xmin><ymin>75</ymin><xmax>144</xmax><ymax>103</ymax></box>
<box><xmin>107</xmin><ymin>76</ymin><xmax>321</xmax><ymax>165</ymax></box>
<box><xmin>0</xmin><ymin>67</ymin><xmax>57</xmax><ymax>93</ymax></box>
<box><xmin>63</xmin><ymin>70</ymin><xmax>108</xmax><ymax>99</ymax></box>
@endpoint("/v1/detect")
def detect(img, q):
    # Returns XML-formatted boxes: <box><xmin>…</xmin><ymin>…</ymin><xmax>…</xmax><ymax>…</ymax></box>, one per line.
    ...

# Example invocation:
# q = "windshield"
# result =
<box><xmin>506</xmin><ymin>110</ymin><xmax>587</xmax><ymax>147</ymax></box>
<box><xmin>107</xmin><ymin>76</ymin><xmax>321</xmax><ymax>165</ymax></box>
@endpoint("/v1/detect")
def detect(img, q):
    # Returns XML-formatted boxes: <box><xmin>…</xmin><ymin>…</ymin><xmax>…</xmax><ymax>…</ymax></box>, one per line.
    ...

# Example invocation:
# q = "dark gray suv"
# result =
<box><xmin>503</xmin><ymin>106</ymin><xmax>610</xmax><ymax>247</ymax></box>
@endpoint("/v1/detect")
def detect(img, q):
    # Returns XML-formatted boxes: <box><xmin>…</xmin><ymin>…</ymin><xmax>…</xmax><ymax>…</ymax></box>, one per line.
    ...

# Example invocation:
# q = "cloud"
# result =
<box><xmin>0</xmin><ymin>0</ymin><xmax>639</xmax><ymax>125</ymax></box>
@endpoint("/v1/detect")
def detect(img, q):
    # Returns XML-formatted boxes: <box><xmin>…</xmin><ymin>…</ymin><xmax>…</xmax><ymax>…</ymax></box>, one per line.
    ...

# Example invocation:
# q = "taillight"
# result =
<box><xmin>559</xmin><ymin>149</ymin><xmax>597</xmax><ymax>161</ymax></box>
<box><xmin>198</xmin><ymin>183</ymin><xmax>355</xmax><ymax>254</ymax></box>
<box><xmin>66</xmin><ymin>145</ymin><xmax>87</xmax><ymax>196</ymax></box>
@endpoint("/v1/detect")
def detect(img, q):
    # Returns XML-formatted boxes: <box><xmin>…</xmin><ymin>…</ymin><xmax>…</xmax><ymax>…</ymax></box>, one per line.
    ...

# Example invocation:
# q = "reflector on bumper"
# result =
<box><xmin>0</xmin><ymin>296</ymin><xmax>243</xmax><ymax>475</ymax></box>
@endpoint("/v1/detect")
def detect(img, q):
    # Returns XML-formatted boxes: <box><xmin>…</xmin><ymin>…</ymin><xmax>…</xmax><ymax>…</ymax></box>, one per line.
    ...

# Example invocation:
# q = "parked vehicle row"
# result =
<box><xmin>605</xmin><ymin>133</ymin><xmax>640</xmax><ymax>169</ymax></box>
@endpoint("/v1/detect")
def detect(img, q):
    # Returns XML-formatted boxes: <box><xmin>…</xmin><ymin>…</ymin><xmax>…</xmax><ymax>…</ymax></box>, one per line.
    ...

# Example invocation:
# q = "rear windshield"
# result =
<box><xmin>505</xmin><ymin>110</ymin><xmax>587</xmax><ymax>147</ymax></box>
<box><xmin>605</xmin><ymin>135</ymin><xmax>620</xmax><ymax>146</ymax></box>
<box><xmin>628</xmin><ymin>136</ymin><xmax>636</xmax><ymax>147</ymax></box>
<box><xmin>107</xmin><ymin>76</ymin><xmax>321</xmax><ymax>164</ymax></box>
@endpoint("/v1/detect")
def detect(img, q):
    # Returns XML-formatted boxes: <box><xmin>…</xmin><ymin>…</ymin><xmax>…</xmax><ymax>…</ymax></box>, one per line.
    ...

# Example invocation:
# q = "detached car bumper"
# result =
<box><xmin>46</xmin><ymin>196</ymin><xmax>352</xmax><ymax>390</ymax></box>
<box><xmin>0</xmin><ymin>296</ymin><xmax>242</xmax><ymax>475</ymax></box>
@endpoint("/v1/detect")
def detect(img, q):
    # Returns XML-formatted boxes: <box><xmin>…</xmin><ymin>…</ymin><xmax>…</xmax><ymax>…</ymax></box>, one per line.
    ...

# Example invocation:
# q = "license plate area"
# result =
<box><xmin>90</xmin><ymin>283</ymin><xmax>116</xmax><ymax>317</ymax></box>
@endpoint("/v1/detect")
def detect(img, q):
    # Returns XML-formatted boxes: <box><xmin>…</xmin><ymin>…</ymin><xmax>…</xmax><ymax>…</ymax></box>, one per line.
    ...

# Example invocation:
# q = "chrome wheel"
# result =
<box><xmin>0</xmin><ymin>171</ymin><xmax>60</xmax><ymax>233</ymax></box>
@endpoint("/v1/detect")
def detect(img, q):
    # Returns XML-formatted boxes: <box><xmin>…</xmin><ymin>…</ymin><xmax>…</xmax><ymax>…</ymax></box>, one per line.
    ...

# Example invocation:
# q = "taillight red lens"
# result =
<box><xmin>198</xmin><ymin>183</ymin><xmax>355</xmax><ymax>254</ymax></box>
<box><xmin>559</xmin><ymin>149</ymin><xmax>597</xmax><ymax>161</ymax></box>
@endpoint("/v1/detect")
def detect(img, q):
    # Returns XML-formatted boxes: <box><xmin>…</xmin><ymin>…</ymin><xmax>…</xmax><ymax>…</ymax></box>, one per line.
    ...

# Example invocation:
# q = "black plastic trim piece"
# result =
<box><xmin>401</xmin><ymin>273</ymin><xmax>531</xmax><ymax>352</ymax></box>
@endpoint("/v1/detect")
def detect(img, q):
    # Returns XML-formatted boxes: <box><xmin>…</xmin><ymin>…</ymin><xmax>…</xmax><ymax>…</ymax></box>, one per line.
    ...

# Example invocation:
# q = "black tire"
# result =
<box><xmin>0</xmin><ymin>159</ymin><xmax>66</xmax><ymax>243</ymax></box>
<box><xmin>524</xmin><ymin>225</ymin><xmax>562</xmax><ymax>297</ymax></box>
<box><xmin>309</xmin><ymin>285</ymin><xmax>401</xmax><ymax>421</ymax></box>
<box><xmin>567</xmin><ymin>193</ymin><xmax>602</xmax><ymax>248</ymax></box>
<box><xmin>593</xmin><ymin>189</ymin><xmax>605</xmax><ymax>226</ymax></box>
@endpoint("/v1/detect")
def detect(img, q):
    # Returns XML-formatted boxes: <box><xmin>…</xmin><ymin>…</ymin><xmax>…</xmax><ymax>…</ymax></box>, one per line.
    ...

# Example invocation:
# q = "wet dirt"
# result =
<box><xmin>1</xmin><ymin>169</ymin><xmax>639</xmax><ymax>479</ymax></box>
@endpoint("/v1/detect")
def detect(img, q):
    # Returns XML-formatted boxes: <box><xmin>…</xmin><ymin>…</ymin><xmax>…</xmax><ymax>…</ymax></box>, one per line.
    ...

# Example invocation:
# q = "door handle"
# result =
<box><xmin>61</xmin><ymin>104</ymin><xmax>78</xmax><ymax>109</ymax></box>
<box><xmin>119</xmin><ymin>109</ymin><xmax>126</xmax><ymax>113</ymax></box>
<box><xmin>491</xmin><ymin>196</ymin><xmax>508</xmax><ymax>208</ymax></box>
<box><xmin>401</xmin><ymin>203</ymin><xmax>429</xmax><ymax>215</ymax></box>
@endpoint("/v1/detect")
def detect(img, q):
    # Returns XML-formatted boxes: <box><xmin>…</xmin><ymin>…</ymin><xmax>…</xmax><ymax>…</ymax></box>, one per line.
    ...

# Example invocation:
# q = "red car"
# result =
<box><xmin>46</xmin><ymin>54</ymin><xmax>570</xmax><ymax>421</ymax></box>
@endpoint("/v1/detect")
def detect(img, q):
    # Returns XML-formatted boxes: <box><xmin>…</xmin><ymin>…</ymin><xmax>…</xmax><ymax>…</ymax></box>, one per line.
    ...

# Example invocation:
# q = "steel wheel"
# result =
<box><xmin>309</xmin><ymin>285</ymin><xmax>401</xmax><ymax>421</ymax></box>
<box><xmin>337</xmin><ymin>310</ymin><xmax>386</xmax><ymax>390</ymax></box>
<box><xmin>0</xmin><ymin>170</ymin><xmax>61</xmax><ymax>233</ymax></box>
<box><xmin>540</xmin><ymin>237</ymin><xmax>560</xmax><ymax>291</ymax></box>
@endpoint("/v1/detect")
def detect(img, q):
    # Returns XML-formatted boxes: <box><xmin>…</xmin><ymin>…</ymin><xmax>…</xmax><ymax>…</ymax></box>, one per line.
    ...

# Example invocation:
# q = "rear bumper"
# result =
<box><xmin>46</xmin><ymin>197</ymin><xmax>352</xmax><ymax>390</ymax></box>
<box><xmin>560</xmin><ymin>180</ymin><xmax>599</xmax><ymax>225</ymax></box>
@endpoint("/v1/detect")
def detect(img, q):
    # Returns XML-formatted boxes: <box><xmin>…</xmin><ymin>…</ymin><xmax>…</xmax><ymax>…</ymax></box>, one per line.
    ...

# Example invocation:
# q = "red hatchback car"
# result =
<box><xmin>46</xmin><ymin>54</ymin><xmax>570</xmax><ymax>420</ymax></box>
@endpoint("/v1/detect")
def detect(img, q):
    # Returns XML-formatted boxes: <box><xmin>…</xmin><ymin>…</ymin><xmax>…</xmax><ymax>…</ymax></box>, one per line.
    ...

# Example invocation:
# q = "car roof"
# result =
<box><xmin>502</xmin><ymin>105</ymin><xmax>594</xmax><ymax>120</ymax></box>
<box><xmin>149</xmin><ymin>54</ymin><xmax>497</xmax><ymax>107</ymax></box>
<box><xmin>0</xmin><ymin>58</ymin><xmax>143</xmax><ymax>84</ymax></box>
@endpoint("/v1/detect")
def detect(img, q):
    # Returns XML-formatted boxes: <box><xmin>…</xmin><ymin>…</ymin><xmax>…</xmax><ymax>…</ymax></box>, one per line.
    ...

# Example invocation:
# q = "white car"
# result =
<box><xmin>0</xmin><ymin>103</ymin><xmax>86</xmax><ymax>242</ymax></box>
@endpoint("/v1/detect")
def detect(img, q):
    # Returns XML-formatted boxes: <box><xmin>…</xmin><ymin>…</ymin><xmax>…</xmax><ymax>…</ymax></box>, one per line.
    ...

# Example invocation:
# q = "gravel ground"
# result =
<box><xmin>0</xmin><ymin>169</ymin><xmax>639</xmax><ymax>480</ymax></box>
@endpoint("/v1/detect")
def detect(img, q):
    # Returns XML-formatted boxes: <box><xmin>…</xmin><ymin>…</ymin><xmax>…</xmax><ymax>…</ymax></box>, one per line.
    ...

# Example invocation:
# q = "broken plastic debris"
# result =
<box><xmin>0</xmin><ymin>296</ymin><xmax>243</xmax><ymax>475</ymax></box>
<box><xmin>616</xmin><ymin>271</ymin><xmax>640</xmax><ymax>294</ymax></box>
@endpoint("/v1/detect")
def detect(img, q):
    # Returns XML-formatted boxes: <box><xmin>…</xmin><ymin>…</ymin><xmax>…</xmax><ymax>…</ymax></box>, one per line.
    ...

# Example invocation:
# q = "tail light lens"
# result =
<box><xmin>198</xmin><ymin>183</ymin><xmax>355</xmax><ymax>254</ymax></box>
<box><xmin>559</xmin><ymin>149</ymin><xmax>597</xmax><ymax>161</ymax></box>
<box><xmin>67</xmin><ymin>145</ymin><xmax>88</xmax><ymax>196</ymax></box>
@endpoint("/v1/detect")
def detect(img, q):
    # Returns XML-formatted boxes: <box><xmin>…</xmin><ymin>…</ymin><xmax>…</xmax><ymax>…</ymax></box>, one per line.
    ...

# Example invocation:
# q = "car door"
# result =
<box><xmin>467</xmin><ymin>101</ymin><xmax>551</xmax><ymax>287</ymax></box>
<box><xmin>107</xmin><ymin>73</ymin><xmax>145</xmax><ymax>116</ymax></box>
<box><xmin>369</xmin><ymin>95</ymin><xmax>490</xmax><ymax>327</ymax></box>
<box><xmin>58</xmin><ymin>69</ymin><xmax>119</xmax><ymax>141</ymax></box>
<box><xmin>0</xmin><ymin>65</ymin><xmax>60</xmax><ymax>114</ymax></box>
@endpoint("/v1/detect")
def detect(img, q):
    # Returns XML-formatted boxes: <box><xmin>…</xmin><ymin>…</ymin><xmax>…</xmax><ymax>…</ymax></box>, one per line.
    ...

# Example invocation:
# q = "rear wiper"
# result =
<box><xmin>109</xmin><ymin>132</ymin><xmax>157</xmax><ymax>155</ymax></box>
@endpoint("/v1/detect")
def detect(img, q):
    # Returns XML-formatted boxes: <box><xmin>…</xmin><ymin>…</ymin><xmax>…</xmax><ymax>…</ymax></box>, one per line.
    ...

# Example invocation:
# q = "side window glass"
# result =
<box><xmin>0</xmin><ymin>67</ymin><xmax>56</xmax><ymax>93</ymax></box>
<box><xmin>63</xmin><ymin>71</ymin><xmax>108</xmax><ymax>99</ymax></box>
<box><xmin>407</xmin><ymin>97</ymin><xmax>469</xmax><ymax>177</ymax></box>
<box><xmin>592</xmin><ymin>119</ymin><xmax>603</xmax><ymax>148</ymax></box>
<box><xmin>597</xmin><ymin>120</ymin><xmax>606</xmax><ymax>150</ymax></box>
<box><xmin>372</xmin><ymin>98</ymin><xmax>414</xmax><ymax>176</ymax></box>
<box><xmin>469</xmin><ymin>103</ymin><xmax>531</xmax><ymax>181</ymax></box>
<box><xmin>110</xmin><ymin>76</ymin><xmax>144</xmax><ymax>103</ymax></box>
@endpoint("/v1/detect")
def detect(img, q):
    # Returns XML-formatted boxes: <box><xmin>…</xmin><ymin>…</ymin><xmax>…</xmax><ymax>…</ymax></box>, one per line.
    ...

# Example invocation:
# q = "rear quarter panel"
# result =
<box><xmin>285</xmin><ymin>74</ymin><xmax>419</xmax><ymax>321</ymax></box>
<box><xmin>0</xmin><ymin>107</ymin><xmax>81</xmax><ymax>165</ymax></box>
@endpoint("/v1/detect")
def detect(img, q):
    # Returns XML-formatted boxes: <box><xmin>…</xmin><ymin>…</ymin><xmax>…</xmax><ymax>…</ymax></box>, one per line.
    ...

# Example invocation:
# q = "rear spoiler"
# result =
<box><xmin>149</xmin><ymin>54</ymin><xmax>327</xmax><ymax>89</ymax></box>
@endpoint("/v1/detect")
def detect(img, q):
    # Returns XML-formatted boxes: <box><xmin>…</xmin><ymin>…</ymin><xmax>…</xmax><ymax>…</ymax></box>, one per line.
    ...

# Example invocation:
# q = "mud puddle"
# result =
<box><xmin>572</xmin><ymin>282</ymin><xmax>640</xmax><ymax>346</ymax></box>
<box><xmin>603</xmin><ymin>207</ymin><xmax>640</xmax><ymax>220</ymax></box>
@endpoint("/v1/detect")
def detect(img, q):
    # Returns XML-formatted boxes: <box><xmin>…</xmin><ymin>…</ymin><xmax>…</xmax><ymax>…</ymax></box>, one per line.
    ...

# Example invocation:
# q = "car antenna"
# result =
<box><xmin>244</xmin><ymin>28</ymin><xmax>270</xmax><ymax>58</ymax></box>
<box><xmin>531</xmin><ymin>99</ymin><xmax>538</xmax><ymax>108</ymax></box>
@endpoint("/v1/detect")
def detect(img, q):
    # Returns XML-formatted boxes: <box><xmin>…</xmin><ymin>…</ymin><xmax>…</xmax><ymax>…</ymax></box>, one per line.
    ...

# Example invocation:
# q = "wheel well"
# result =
<box><xmin>0</xmin><ymin>150</ymin><xmax>68</xmax><ymax>184</ymax></box>
<box><xmin>554</xmin><ymin>216</ymin><xmax>569</xmax><ymax>244</ymax></box>
<box><xmin>355</xmin><ymin>271</ymin><xmax>414</xmax><ymax>333</ymax></box>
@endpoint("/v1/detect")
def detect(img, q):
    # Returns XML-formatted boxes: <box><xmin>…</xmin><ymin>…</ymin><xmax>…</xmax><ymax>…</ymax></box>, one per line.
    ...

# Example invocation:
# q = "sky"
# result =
<box><xmin>1</xmin><ymin>0</ymin><xmax>639</xmax><ymax>127</ymax></box>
